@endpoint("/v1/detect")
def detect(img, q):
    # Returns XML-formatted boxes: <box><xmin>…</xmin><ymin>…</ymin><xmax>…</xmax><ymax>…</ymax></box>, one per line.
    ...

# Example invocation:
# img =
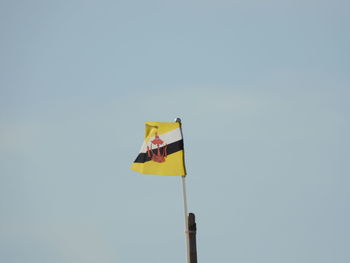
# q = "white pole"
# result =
<box><xmin>181</xmin><ymin>175</ymin><xmax>190</xmax><ymax>263</ymax></box>
<box><xmin>174</xmin><ymin>117</ymin><xmax>190</xmax><ymax>263</ymax></box>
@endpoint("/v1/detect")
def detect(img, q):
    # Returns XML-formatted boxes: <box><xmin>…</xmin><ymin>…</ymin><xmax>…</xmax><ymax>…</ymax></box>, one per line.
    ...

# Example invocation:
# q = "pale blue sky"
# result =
<box><xmin>1</xmin><ymin>1</ymin><xmax>349</xmax><ymax>263</ymax></box>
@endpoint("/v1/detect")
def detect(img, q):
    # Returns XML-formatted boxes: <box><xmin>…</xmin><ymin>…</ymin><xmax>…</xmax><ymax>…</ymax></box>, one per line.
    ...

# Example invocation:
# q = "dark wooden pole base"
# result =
<box><xmin>188</xmin><ymin>213</ymin><xmax>197</xmax><ymax>263</ymax></box>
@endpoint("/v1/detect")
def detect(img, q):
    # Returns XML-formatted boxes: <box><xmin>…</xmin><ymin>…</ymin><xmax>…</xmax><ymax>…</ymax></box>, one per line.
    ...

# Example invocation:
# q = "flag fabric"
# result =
<box><xmin>130</xmin><ymin>122</ymin><xmax>187</xmax><ymax>176</ymax></box>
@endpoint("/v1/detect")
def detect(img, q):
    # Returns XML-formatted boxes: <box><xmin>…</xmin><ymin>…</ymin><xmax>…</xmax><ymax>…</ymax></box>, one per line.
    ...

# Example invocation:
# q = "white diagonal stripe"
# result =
<box><xmin>139</xmin><ymin>127</ymin><xmax>182</xmax><ymax>153</ymax></box>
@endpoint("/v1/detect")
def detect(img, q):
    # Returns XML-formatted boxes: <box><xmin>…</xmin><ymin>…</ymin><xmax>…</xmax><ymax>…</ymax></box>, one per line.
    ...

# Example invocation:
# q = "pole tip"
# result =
<box><xmin>174</xmin><ymin>117</ymin><xmax>181</xmax><ymax>123</ymax></box>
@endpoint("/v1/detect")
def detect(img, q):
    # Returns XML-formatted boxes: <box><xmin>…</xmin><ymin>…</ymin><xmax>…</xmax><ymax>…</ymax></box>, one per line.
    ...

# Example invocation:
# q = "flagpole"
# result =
<box><xmin>181</xmin><ymin>175</ymin><xmax>190</xmax><ymax>263</ymax></box>
<box><xmin>175</xmin><ymin>118</ymin><xmax>190</xmax><ymax>263</ymax></box>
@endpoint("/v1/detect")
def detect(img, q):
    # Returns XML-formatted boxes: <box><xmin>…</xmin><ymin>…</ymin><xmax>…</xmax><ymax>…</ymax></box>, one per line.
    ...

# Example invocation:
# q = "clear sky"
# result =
<box><xmin>1</xmin><ymin>1</ymin><xmax>349</xmax><ymax>262</ymax></box>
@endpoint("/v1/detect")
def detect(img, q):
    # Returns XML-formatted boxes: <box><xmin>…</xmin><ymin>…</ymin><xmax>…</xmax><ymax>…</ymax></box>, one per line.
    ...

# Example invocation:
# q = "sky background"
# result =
<box><xmin>1</xmin><ymin>0</ymin><xmax>349</xmax><ymax>262</ymax></box>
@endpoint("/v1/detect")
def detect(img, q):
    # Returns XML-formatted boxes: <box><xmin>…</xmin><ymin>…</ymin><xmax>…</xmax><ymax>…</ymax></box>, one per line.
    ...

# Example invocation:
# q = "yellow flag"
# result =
<box><xmin>130</xmin><ymin>122</ymin><xmax>187</xmax><ymax>176</ymax></box>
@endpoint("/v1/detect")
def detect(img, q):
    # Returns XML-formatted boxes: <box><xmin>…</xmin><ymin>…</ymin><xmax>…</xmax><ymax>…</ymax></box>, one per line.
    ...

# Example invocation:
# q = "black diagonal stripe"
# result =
<box><xmin>133</xmin><ymin>139</ymin><xmax>184</xmax><ymax>163</ymax></box>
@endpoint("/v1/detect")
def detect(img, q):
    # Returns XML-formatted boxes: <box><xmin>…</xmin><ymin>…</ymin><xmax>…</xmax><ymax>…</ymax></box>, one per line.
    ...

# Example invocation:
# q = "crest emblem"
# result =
<box><xmin>147</xmin><ymin>132</ymin><xmax>168</xmax><ymax>163</ymax></box>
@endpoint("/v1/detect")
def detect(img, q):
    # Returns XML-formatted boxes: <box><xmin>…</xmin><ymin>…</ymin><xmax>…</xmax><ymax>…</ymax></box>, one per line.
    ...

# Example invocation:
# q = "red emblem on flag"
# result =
<box><xmin>147</xmin><ymin>133</ymin><xmax>167</xmax><ymax>163</ymax></box>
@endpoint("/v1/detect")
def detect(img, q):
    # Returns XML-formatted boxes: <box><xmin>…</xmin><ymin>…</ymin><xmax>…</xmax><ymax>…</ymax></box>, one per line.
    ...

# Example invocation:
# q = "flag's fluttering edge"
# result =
<box><xmin>130</xmin><ymin>122</ymin><xmax>186</xmax><ymax>176</ymax></box>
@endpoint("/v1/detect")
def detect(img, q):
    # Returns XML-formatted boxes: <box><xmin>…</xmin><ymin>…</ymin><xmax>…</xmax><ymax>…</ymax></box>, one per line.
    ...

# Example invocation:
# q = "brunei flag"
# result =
<box><xmin>130</xmin><ymin>122</ymin><xmax>187</xmax><ymax>176</ymax></box>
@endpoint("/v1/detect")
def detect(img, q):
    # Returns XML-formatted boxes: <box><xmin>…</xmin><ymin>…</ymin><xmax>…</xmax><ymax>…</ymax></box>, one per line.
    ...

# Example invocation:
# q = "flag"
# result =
<box><xmin>130</xmin><ymin>121</ymin><xmax>187</xmax><ymax>176</ymax></box>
